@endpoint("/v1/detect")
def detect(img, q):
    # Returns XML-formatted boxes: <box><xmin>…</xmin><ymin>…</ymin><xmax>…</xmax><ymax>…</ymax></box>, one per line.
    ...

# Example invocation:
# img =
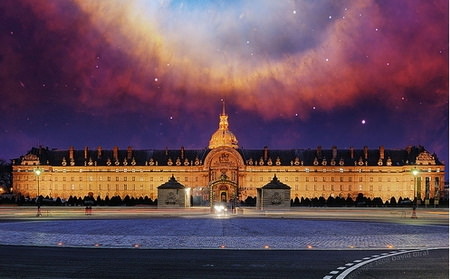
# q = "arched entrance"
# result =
<box><xmin>209</xmin><ymin>176</ymin><xmax>238</xmax><ymax>210</ymax></box>
<box><xmin>203</xmin><ymin>146</ymin><xmax>245</xmax><ymax>211</ymax></box>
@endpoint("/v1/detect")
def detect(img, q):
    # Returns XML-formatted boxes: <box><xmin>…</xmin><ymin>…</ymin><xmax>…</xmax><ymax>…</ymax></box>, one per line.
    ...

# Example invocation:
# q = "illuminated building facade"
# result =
<box><xmin>12</xmin><ymin>106</ymin><xmax>445</xmax><ymax>206</ymax></box>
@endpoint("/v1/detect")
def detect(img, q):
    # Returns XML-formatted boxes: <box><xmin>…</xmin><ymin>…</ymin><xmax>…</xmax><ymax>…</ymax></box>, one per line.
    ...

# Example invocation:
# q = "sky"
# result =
<box><xmin>0</xmin><ymin>0</ymin><xmax>448</xmax><ymax>178</ymax></box>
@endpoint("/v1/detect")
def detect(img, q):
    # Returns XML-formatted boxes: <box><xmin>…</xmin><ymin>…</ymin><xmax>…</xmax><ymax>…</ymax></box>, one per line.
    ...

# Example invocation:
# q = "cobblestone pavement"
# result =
<box><xmin>0</xmin><ymin>207</ymin><xmax>447</xmax><ymax>250</ymax></box>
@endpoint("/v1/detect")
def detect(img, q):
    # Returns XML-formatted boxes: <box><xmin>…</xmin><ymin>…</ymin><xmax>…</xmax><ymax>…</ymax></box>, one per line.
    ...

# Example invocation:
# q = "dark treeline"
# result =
<box><xmin>0</xmin><ymin>193</ymin><xmax>448</xmax><ymax>207</ymax></box>
<box><xmin>4</xmin><ymin>194</ymin><xmax>157</xmax><ymax>206</ymax></box>
<box><xmin>290</xmin><ymin>193</ymin><xmax>448</xmax><ymax>207</ymax></box>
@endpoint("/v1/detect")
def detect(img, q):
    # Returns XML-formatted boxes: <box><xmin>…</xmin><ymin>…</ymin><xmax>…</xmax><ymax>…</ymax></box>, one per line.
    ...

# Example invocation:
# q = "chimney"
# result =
<box><xmin>350</xmin><ymin>147</ymin><xmax>354</xmax><ymax>159</ymax></box>
<box><xmin>379</xmin><ymin>146</ymin><xmax>385</xmax><ymax>160</ymax></box>
<box><xmin>113</xmin><ymin>146</ymin><xmax>119</xmax><ymax>161</ymax></box>
<box><xmin>364</xmin><ymin>146</ymin><xmax>368</xmax><ymax>160</ymax></box>
<box><xmin>84</xmin><ymin>146</ymin><xmax>89</xmax><ymax>160</ymax></box>
<box><xmin>316</xmin><ymin>146</ymin><xmax>322</xmax><ymax>158</ymax></box>
<box><xmin>180</xmin><ymin>146</ymin><xmax>185</xmax><ymax>159</ymax></box>
<box><xmin>406</xmin><ymin>146</ymin><xmax>412</xmax><ymax>154</ymax></box>
<box><xmin>69</xmin><ymin>146</ymin><xmax>74</xmax><ymax>160</ymax></box>
<box><xmin>127</xmin><ymin>146</ymin><xmax>133</xmax><ymax>160</ymax></box>
<box><xmin>332</xmin><ymin>146</ymin><xmax>337</xmax><ymax>159</ymax></box>
<box><xmin>97</xmin><ymin>146</ymin><xmax>102</xmax><ymax>159</ymax></box>
<box><xmin>263</xmin><ymin>146</ymin><xmax>269</xmax><ymax>161</ymax></box>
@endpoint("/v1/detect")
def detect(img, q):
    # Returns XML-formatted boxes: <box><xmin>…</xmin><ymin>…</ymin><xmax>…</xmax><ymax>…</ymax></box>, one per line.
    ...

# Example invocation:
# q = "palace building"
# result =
<box><xmin>12</xmin><ymin>105</ymin><xmax>445</xmax><ymax>206</ymax></box>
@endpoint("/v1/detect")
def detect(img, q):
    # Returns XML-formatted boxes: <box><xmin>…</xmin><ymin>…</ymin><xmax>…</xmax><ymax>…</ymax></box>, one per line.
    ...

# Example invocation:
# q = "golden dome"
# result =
<box><xmin>208</xmin><ymin>103</ymin><xmax>239</xmax><ymax>149</ymax></box>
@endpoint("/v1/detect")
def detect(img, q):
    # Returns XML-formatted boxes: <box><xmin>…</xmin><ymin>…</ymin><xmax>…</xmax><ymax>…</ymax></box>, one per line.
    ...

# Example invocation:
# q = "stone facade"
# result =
<box><xmin>257</xmin><ymin>175</ymin><xmax>291</xmax><ymax>209</ymax></box>
<box><xmin>12</xmin><ymin>106</ymin><xmax>446</xmax><ymax>205</ymax></box>
<box><xmin>157</xmin><ymin>175</ymin><xmax>189</xmax><ymax>208</ymax></box>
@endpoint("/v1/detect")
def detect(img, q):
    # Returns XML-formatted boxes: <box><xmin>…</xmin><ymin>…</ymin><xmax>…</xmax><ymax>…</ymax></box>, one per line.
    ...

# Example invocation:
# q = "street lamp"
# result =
<box><xmin>411</xmin><ymin>169</ymin><xmax>419</xmax><ymax>219</ymax></box>
<box><xmin>34</xmin><ymin>168</ymin><xmax>43</xmax><ymax>217</ymax></box>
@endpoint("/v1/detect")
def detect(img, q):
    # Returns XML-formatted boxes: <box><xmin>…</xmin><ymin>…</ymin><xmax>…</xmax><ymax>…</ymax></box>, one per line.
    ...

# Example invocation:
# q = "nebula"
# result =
<box><xmin>0</xmin><ymin>0</ymin><xmax>448</xmax><ymax>171</ymax></box>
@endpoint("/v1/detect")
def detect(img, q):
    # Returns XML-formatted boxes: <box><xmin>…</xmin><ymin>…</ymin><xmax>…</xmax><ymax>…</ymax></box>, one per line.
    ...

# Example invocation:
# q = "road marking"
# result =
<box><xmin>323</xmin><ymin>276</ymin><xmax>333</xmax><ymax>279</ymax></box>
<box><xmin>337</xmin><ymin>266</ymin><xmax>346</xmax><ymax>270</ymax></box>
<box><xmin>335</xmin><ymin>249</ymin><xmax>423</xmax><ymax>279</ymax></box>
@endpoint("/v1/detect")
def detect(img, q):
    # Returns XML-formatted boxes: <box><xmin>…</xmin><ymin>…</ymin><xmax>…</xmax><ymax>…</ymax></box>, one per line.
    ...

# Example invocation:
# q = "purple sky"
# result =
<box><xmin>1</xmin><ymin>0</ymin><xmax>448</xmax><ymax>179</ymax></box>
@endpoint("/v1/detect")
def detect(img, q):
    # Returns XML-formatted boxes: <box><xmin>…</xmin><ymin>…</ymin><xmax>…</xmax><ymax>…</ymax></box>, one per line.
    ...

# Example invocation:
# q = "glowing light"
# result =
<box><xmin>307</xmin><ymin>245</ymin><xmax>313</xmax><ymax>249</ymax></box>
<box><xmin>132</xmin><ymin>243</ymin><xmax>141</xmax><ymax>248</ymax></box>
<box><xmin>57</xmin><ymin>242</ymin><xmax>64</xmax><ymax>246</ymax></box>
<box><xmin>361</xmin><ymin>120</ymin><xmax>366</xmax><ymax>124</ymax></box>
<box><xmin>263</xmin><ymin>245</ymin><xmax>270</xmax><ymax>249</ymax></box>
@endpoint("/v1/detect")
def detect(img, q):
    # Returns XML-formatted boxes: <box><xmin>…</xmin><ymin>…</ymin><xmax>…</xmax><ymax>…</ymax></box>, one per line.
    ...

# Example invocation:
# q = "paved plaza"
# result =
<box><xmin>0</xmin><ymin>207</ymin><xmax>448</xmax><ymax>250</ymax></box>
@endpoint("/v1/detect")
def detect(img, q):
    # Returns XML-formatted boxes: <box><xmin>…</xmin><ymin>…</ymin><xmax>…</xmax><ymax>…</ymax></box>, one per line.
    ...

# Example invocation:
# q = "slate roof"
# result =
<box><xmin>261</xmin><ymin>175</ymin><xmax>291</xmax><ymax>189</ymax></box>
<box><xmin>16</xmin><ymin>145</ymin><xmax>443</xmax><ymax>167</ymax></box>
<box><xmin>158</xmin><ymin>175</ymin><xmax>185</xmax><ymax>189</ymax></box>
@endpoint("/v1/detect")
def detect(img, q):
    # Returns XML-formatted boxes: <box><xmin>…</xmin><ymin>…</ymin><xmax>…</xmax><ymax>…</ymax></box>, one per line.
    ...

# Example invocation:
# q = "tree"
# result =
<box><xmin>0</xmin><ymin>159</ymin><xmax>12</xmax><ymax>193</ymax></box>
<box><xmin>390</xmin><ymin>197</ymin><xmax>397</xmax><ymax>207</ymax></box>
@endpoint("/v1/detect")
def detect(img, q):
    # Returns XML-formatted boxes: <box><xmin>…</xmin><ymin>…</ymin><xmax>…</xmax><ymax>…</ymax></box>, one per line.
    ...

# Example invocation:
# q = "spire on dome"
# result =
<box><xmin>208</xmin><ymin>100</ymin><xmax>239</xmax><ymax>149</ymax></box>
<box><xmin>221</xmin><ymin>99</ymin><xmax>226</xmax><ymax>116</ymax></box>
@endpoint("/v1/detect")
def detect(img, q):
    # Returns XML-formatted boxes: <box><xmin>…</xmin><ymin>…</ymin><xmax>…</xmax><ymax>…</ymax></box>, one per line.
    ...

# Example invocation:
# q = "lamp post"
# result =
<box><xmin>34</xmin><ymin>168</ymin><xmax>43</xmax><ymax>217</ymax></box>
<box><xmin>411</xmin><ymin>169</ymin><xmax>419</xmax><ymax>219</ymax></box>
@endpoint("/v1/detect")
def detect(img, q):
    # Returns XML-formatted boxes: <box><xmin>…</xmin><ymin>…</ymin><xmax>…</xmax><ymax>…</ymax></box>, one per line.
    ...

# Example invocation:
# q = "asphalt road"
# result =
<box><xmin>0</xmin><ymin>246</ymin><xmax>447</xmax><ymax>279</ymax></box>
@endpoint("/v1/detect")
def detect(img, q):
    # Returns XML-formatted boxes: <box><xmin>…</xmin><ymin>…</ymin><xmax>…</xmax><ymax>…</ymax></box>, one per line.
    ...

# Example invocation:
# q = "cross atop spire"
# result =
<box><xmin>221</xmin><ymin>98</ymin><xmax>226</xmax><ymax>116</ymax></box>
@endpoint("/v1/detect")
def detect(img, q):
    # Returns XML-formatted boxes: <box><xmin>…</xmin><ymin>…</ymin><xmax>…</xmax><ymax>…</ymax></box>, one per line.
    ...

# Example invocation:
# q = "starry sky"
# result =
<box><xmin>1</xmin><ymin>0</ymin><xmax>448</xmax><ymax>177</ymax></box>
